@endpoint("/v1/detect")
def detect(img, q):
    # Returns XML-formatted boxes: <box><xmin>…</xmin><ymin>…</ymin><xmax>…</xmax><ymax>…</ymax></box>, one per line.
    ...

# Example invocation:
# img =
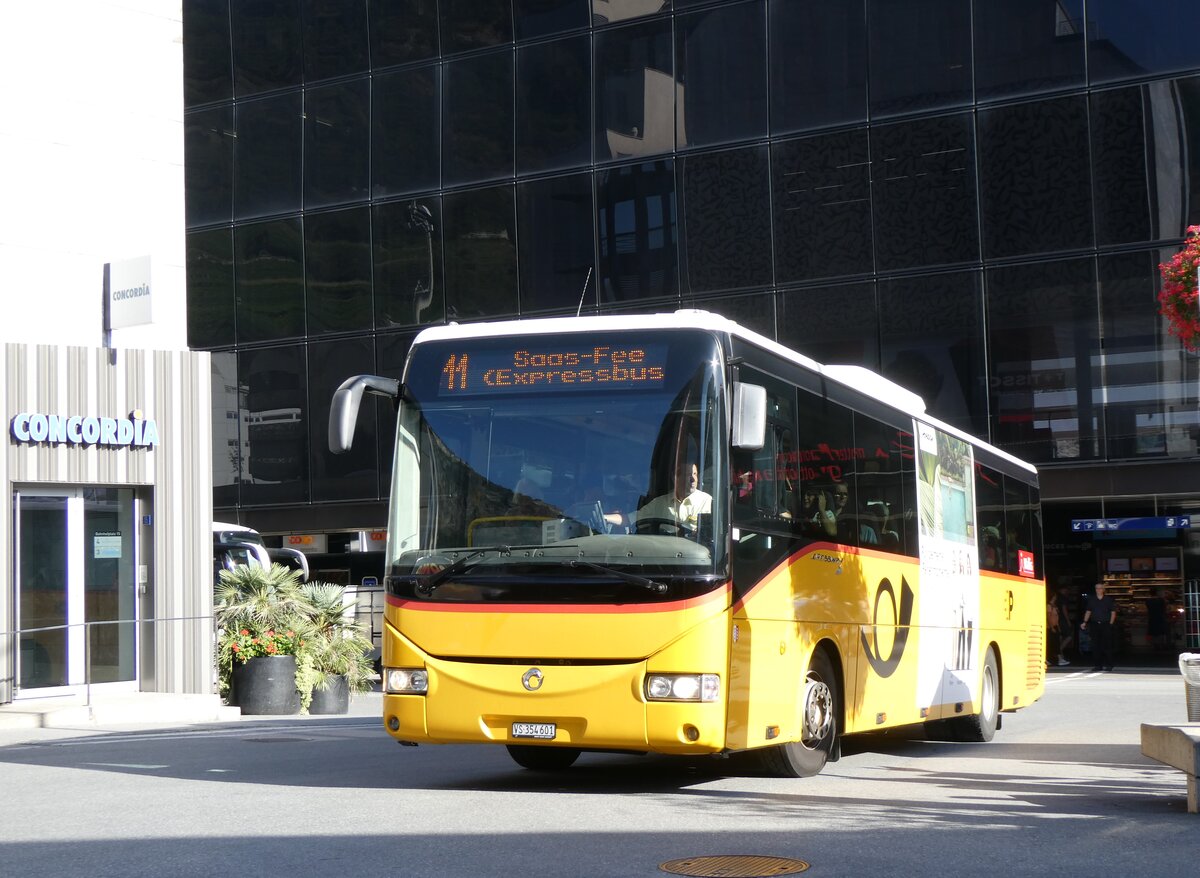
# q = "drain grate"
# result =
<box><xmin>659</xmin><ymin>855</ymin><xmax>810</xmax><ymax>877</ymax></box>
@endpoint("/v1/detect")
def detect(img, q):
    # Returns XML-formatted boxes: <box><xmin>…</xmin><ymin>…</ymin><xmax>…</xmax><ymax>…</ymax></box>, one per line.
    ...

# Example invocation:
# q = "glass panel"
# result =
<box><xmin>852</xmin><ymin>412</ymin><xmax>916</xmax><ymax>554</ymax></box>
<box><xmin>183</xmin><ymin>0</ymin><xmax>233</xmax><ymax>106</ymax></box>
<box><xmin>186</xmin><ymin>229</ymin><xmax>236</xmax><ymax>349</ymax></box>
<box><xmin>443</xmin><ymin>51</ymin><xmax>515</xmax><ymax>187</ymax></box>
<box><xmin>867</xmin><ymin>0</ymin><xmax>971</xmax><ymax>118</ymax></box>
<box><xmin>234</xmin><ymin>219</ymin><xmax>305</xmax><ymax>342</ymax></box>
<box><xmin>444</xmin><ymin>185</ymin><xmax>519</xmax><ymax>321</ymax></box>
<box><xmin>682</xmin><ymin>291</ymin><xmax>775</xmax><ymax>339</ymax></box>
<box><xmin>596</xmin><ymin>160</ymin><xmax>679</xmax><ymax>303</ymax></box>
<box><xmin>595</xmin><ymin>19</ymin><xmax>674</xmax><ymax>162</ymax></box>
<box><xmin>310</xmin><ymin>338</ymin><xmax>378</xmax><ymax>501</ymax></box>
<box><xmin>184</xmin><ymin>106</ymin><xmax>233</xmax><ymax>227</ymax></box>
<box><xmin>1087</xmin><ymin>0</ymin><xmax>1200</xmax><ymax>85</ymax></box>
<box><xmin>515</xmin><ymin>0</ymin><xmax>590</xmax><ymax>40</ymax></box>
<box><xmin>871</xmin><ymin>113</ymin><xmax>978</xmax><ymax>271</ymax></box>
<box><xmin>231</xmin><ymin>0</ymin><xmax>302</xmax><ymax>97</ymax></box>
<box><xmin>369</xmin><ymin>0</ymin><xmax>439</xmax><ymax>66</ymax></box>
<box><xmin>305</xmin><ymin>79</ymin><xmax>369</xmax><ymax>209</ymax></box>
<box><xmin>976</xmin><ymin>463</ymin><xmax>1006</xmax><ymax>573</ymax></box>
<box><xmin>19</xmin><ymin>495</ymin><xmax>68</xmax><ymax>688</ymax></box>
<box><xmin>517</xmin><ymin>172</ymin><xmax>597</xmax><ymax>313</ymax></box>
<box><xmin>592</xmin><ymin>0</ymin><xmax>669</xmax><ymax>26</ymax></box>
<box><xmin>377</xmin><ymin>331</ymin><xmax>419</xmax><ymax>496</ymax></box>
<box><xmin>212</xmin><ymin>352</ymin><xmax>241</xmax><ymax>510</ymax></box>
<box><xmin>777</xmin><ymin>282</ymin><xmax>878</xmax><ymax>368</ymax></box>
<box><xmin>677</xmin><ymin>145</ymin><xmax>771</xmax><ymax>293</ymax></box>
<box><xmin>973</xmin><ymin>0</ymin><xmax>1085</xmax><ymax>101</ymax></box>
<box><xmin>1099</xmin><ymin>250</ymin><xmax>1200</xmax><ymax>460</ymax></box>
<box><xmin>517</xmin><ymin>35</ymin><xmax>592</xmax><ymax>175</ymax></box>
<box><xmin>234</xmin><ymin>93</ymin><xmax>303</xmax><ymax>221</ymax></box>
<box><xmin>879</xmin><ymin>271</ymin><xmax>988</xmax><ymax>438</ymax></box>
<box><xmin>305</xmin><ymin>207</ymin><xmax>372</xmax><ymax>335</ymax></box>
<box><xmin>84</xmin><ymin>488</ymin><xmax>135</xmax><ymax>685</ymax></box>
<box><xmin>373</xmin><ymin>198</ymin><xmax>445</xmax><ymax>328</ymax></box>
<box><xmin>372</xmin><ymin>65</ymin><xmax>440</xmax><ymax>198</ymax></box>
<box><xmin>795</xmin><ymin>386</ymin><xmax>855</xmax><ymax>542</ymax></box>
<box><xmin>769</xmin><ymin>0</ymin><xmax>867</xmax><ymax>134</ymax></box>
<box><xmin>986</xmin><ymin>257</ymin><xmax>1102</xmax><ymax>463</ymax></box>
<box><xmin>301</xmin><ymin>0</ymin><xmax>368</xmax><ymax>82</ymax></box>
<box><xmin>771</xmin><ymin>130</ymin><xmax>873</xmax><ymax>282</ymax></box>
<box><xmin>440</xmin><ymin>0</ymin><xmax>514</xmax><ymax>54</ymax></box>
<box><xmin>676</xmin><ymin>1</ymin><xmax>767</xmax><ymax>150</ymax></box>
<box><xmin>239</xmin><ymin>344</ymin><xmax>310</xmax><ymax>505</ymax></box>
<box><xmin>978</xmin><ymin>96</ymin><xmax>1092</xmax><ymax>259</ymax></box>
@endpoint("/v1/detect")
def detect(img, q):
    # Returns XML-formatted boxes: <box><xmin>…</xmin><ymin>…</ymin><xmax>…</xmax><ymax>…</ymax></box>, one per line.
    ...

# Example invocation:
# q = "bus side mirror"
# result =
<box><xmin>731</xmin><ymin>382</ymin><xmax>766</xmax><ymax>450</ymax></box>
<box><xmin>329</xmin><ymin>374</ymin><xmax>401</xmax><ymax>453</ymax></box>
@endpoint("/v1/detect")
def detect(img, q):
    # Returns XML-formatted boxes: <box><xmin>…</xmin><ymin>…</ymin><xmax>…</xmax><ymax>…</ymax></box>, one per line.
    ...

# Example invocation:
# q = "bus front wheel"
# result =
<box><xmin>506</xmin><ymin>745</ymin><xmax>581</xmax><ymax>771</ymax></box>
<box><xmin>757</xmin><ymin>649</ymin><xmax>839</xmax><ymax>778</ymax></box>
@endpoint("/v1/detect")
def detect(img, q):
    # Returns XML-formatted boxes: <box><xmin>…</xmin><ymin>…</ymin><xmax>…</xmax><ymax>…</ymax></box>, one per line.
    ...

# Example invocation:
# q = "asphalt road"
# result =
<box><xmin>0</xmin><ymin>667</ymin><xmax>1196</xmax><ymax>877</ymax></box>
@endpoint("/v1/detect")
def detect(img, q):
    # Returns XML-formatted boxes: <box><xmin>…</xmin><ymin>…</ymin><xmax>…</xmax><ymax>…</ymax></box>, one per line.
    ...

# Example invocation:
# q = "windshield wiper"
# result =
<box><xmin>414</xmin><ymin>545</ymin><xmax>512</xmax><ymax>596</ymax></box>
<box><xmin>567</xmin><ymin>559</ymin><xmax>668</xmax><ymax>594</ymax></box>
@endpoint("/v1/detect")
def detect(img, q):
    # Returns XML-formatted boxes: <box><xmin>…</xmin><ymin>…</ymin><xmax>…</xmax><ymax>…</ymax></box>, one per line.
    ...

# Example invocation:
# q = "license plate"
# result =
<box><xmin>512</xmin><ymin>722</ymin><xmax>556</xmax><ymax>740</ymax></box>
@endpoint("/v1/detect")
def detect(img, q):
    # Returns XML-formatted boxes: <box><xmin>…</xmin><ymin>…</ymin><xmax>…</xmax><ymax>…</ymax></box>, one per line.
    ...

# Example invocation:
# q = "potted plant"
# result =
<box><xmin>298</xmin><ymin>582</ymin><xmax>376</xmax><ymax>715</ymax></box>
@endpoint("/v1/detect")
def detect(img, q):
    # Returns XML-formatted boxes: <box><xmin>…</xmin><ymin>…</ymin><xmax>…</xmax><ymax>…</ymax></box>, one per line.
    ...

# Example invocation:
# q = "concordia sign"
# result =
<box><xmin>9</xmin><ymin>409</ymin><xmax>160</xmax><ymax>448</ymax></box>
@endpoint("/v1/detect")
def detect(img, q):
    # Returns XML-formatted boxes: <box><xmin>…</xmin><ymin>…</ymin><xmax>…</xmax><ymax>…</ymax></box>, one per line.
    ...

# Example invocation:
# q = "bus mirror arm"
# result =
<box><xmin>731</xmin><ymin>382</ymin><xmax>766</xmax><ymax>450</ymax></box>
<box><xmin>329</xmin><ymin>374</ymin><xmax>402</xmax><ymax>454</ymax></box>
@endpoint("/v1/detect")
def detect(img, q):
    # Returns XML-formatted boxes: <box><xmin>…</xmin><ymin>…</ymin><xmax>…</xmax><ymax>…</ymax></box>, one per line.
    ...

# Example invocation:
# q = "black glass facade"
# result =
<box><xmin>184</xmin><ymin>1</ymin><xmax>1200</xmax><ymax>579</ymax></box>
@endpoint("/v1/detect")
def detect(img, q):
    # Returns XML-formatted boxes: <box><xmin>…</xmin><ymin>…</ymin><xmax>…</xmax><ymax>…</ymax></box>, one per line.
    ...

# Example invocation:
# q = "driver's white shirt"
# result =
<box><xmin>632</xmin><ymin>489</ymin><xmax>713</xmax><ymax>530</ymax></box>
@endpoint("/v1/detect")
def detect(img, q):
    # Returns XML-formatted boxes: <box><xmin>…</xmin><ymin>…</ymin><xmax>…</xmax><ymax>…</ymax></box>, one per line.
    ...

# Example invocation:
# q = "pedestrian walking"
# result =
<box><xmin>1080</xmin><ymin>581</ymin><xmax>1117</xmax><ymax>672</ymax></box>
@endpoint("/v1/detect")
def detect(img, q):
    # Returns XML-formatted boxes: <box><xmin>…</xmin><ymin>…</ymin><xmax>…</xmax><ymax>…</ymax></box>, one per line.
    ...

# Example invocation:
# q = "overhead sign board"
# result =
<box><xmin>1071</xmin><ymin>516</ymin><xmax>1191</xmax><ymax>532</ymax></box>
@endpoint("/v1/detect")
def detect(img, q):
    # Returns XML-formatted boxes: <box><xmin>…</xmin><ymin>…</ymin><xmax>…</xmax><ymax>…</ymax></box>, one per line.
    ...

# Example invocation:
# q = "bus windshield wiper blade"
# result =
<box><xmin>567</xmin><ymin>559</ymin><xmax>668</xmax><ymax>594</ymax></box>
<box><xmin>416</xmin><ymin>545</ymin><xmax>512</xmax><ymax>595</ymax></box>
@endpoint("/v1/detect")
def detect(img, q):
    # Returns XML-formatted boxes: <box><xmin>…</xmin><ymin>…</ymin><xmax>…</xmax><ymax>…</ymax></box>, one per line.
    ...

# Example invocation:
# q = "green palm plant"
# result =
<box><xmin>298</xmin><ymin>582</ymin><xmax>376</xmax><ymax>696</ymax></box>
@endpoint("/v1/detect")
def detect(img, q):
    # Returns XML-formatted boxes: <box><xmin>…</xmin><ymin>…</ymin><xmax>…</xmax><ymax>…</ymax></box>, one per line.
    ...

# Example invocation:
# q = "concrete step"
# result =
<box><xmin>0</xmin><ymin>692</ymin><xmax>240</xmax><ymax>730</ymax></box>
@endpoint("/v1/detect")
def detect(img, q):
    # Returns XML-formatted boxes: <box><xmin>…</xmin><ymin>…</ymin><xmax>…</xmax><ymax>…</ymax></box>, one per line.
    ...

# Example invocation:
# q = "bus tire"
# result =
<box><xmin>757</xmin><ymin>649</ymin><xmax>839</xmax><ymax>778</ymax></box>
<box><xmin>951</xmin><ymin>647</ymin><xmax>1000</xmax><ymax>743</ymax></box>
<box><xmin>506</xmin><ymin>745</ymin><xmax>581</xmax><ymax>771</ymax></box>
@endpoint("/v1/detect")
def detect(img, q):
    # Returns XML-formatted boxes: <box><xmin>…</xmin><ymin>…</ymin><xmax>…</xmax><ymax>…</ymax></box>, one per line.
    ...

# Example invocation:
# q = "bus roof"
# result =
<box><xmin>411</xmin><ymin>311</ymin><xmax>1036</xmax><ymax>476</ymax></box>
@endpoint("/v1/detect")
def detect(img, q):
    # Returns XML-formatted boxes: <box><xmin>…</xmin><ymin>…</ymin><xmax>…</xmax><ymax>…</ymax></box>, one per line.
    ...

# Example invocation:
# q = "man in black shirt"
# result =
<box><xmin>1081</xmin><ymin>582</ymin><xmax>1118</xmax><ymax>672</ymax></box>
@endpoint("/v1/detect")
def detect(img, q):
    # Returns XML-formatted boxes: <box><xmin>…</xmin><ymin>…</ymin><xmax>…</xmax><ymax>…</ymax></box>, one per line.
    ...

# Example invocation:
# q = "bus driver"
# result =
<box><xmin>631</xmin><ymin>458</ymin><xmax>712</xmax><ymax>532</ymax></box>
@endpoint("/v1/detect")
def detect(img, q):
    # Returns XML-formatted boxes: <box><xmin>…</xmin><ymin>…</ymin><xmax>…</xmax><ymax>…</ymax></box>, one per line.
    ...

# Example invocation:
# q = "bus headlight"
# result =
<box><xmin>385</xmin><ymin>667</ymin><xmax>428</xmax><ymax>694</ymax></box>
<box><xmin>645</xmin><ymin>673</ymin><xmax>720</xmax><ymax>702</ymax></box>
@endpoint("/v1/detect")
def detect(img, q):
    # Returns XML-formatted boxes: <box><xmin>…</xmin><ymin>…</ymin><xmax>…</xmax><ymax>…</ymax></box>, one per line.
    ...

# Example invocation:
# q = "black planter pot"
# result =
<box><xmin>308</xmin><ymin>674</ymin><xmax>350</xmax><ymax>715</ymax></box>
<box><xmin>232</xmin><ymin>655</ymin><xmax>301</xmax><ymax>715</ymax></box>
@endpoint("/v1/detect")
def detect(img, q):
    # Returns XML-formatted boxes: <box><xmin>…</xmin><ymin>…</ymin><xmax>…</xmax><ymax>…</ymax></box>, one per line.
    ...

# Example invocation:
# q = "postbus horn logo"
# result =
<box><xmin>860</xmin><ymin>576</ymin><xmax>915</xmax><ymax>678</ymax></box>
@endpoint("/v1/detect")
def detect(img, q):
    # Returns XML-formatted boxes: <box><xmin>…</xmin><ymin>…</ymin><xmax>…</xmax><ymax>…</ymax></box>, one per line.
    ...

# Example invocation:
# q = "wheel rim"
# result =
<box><xmin>801</xmin><ymin>673</ymin><xmax>834</xmax><ymax>749</ymax></box>
<box><xmin>982</xmin><ymin>662</ymin><xmax>997</xmax><ymax>724</ymax></box>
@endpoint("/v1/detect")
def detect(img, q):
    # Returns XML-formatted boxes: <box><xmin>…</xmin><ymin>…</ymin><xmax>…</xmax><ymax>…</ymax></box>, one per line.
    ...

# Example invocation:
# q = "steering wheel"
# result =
<box><xmin>633</xmin><ymin>516</ymin><xmax>687</xmax><ymax>537</ymax></box>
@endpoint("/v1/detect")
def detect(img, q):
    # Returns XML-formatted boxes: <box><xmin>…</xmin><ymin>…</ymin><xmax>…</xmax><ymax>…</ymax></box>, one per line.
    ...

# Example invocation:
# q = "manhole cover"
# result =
<box><xmin>659</xmin><ymin>855</ymin><xmax>810</xmax><ymax>877</ymax></box>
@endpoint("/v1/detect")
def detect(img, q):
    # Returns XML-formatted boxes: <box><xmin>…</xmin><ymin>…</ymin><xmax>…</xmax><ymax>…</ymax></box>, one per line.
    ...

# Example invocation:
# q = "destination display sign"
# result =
<box><xmin>1071</xmin><ymin>516</ymin><xmax>1192</xmax><ymax>532</ymax></box>
<box><xmin>436</xmin><ymin>343</ymin><xmax>668</xmax><ymax>395</ymax></box>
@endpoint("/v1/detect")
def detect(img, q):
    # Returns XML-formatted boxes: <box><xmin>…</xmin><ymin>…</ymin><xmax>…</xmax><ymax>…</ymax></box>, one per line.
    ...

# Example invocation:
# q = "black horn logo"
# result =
<box><xmin>860</xmin><ymin>576</ymin><xmax>915</xmax><ymax>678</ymax></box>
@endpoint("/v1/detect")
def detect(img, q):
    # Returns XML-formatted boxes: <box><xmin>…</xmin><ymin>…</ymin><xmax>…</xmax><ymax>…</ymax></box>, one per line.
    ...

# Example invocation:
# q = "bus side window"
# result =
<box><xmin>975</xmin><ymin>462</ymin><xmax>1007</xmax><ymax>573</ymax></box>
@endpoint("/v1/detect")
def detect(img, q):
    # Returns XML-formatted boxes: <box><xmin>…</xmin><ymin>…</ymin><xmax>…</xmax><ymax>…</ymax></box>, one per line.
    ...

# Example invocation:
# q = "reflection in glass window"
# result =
<box><xmin>372</xmin><ymin>66</ymin><xmax>439</xmax><ymax>198</ymax></box>
<box><xmin>879</xmin><ymin>272</ymin><xmax>987</xmax><ymax>439</ymax></box>
<box><xmin>185</xmin><ymin>106</ymin><xmax>234</xmax><ymax>227</ymax></box>
<box><xmin>373</xmin><ymin>199</ymin><xmax>445</xmax><ymax>329</ymax></box>
<box><xmin>187</xmin><ymin>229</ymin><xmax>236</xmax><ymax>349</ymax></box>
<box><xmin>677</xmin><ymin>146</ymin><xmax>771</xmax><ymax>293</ymax></box>
<box><xmin>305</xmin><ymin>208</ymin><xmax>372</xmax><ymax>335</ymax></box>
<box><xmin>867</xmin><ymin>0</ymin><xmax>971</xmax><ymax>118</ymax></box>
<box><xmin>517</xmin><ymin>173</ymin><xmax>596</xmax><ymax>313</ymax></box>
<box><xmin>231</xmin><ymin>0</ymin><xmax>302</xmax><ymax>97</ymax></box>
<box><xmin>871</xmin><ymin>114</ymin><xmax>978</xmax><ymax>271</ymax></box>
<box><xmin>377</xmin><ymin>331</ymin><xmax>418</xmax><ymax>494</ymax></box>
<box><xmin>596</xmin><ymin>160</ymin><xmax>678</xmax><ymax>302</ymax></box>
<box><xmin>771</xmin><ymin>131</ymin><xmax>873</xmax><ymax>282</ymax></box>
<box><xmin>443</xmin><ymin>51</ymin><xmax>514</xmax><ymax>186</ymax></box>
<box><xmin>595</xmin><ymin>19</ymin><xmax>674</xmax><ymax>161</ymax></box>
<box><xmin>1099</xmin><ymin>251</ymin><xmax>1200</xmax><ymax>460</ymax></box>
<box><xmin>443</xmin><ymin>185</ymin><xmax>519</xmax><ymax>322</ymax></box>
<box><xmin>184</xmin><ymin>0</ymin><xmax>233</xmax><ymax>106</ymax></box>
<box><xmin>304</xmin><ymin>80</ymin><xmax>369</xmax><ymax>209</ymax></box>
<box><xmin>517</xmin><ymin>35</ymin><xmax>592</xmax><ymax>174</ymax></box>
<box><xmin>234</xmin><ymin>93</ymin><xmax>303</xmax><ymax>221</ymax></box>
<box><xmin>975</xmin><ymin>462</ymin><xmax>1006</xmax><ymax>573</ymax></box>
<box><xmin>853</xmin><ymin>411</ymin><xmax>917</xmax><ymax>556</ymax></box>
<box><xmin>1087</xmin><ymin>0</ymin><xmax>1200</xmax><ymax>85</ymax></box>
<box><xmin>978</xmin><ymin>97</ymin><xmax>1092</xmax><ymax>259</ymax></box>
<box><xmin>309</xmin><ymin>337</ymin><xmax>378</xmax><ymax>501</ymax></box>
<box><xmin>238</xmin><ymin>345</ymin><xmax>309</xmax><ymax>506</ymax></box>
<box><xmin>234</xmin><ymin>219</ymin><xmax>305</xmax><ymax>343</ymax></box>
<box><xmin>369</xmin><ymin>0</ymin><xmax>439</xmax><ymax>65</ymax></box>
<box><xmin>986</xmin><ymin>258</ymin><xmax>1102</xmax><ymax>463</ymax></box>
<box><xmin>301</xmin><ymin>0</ymin><xmax>368</xmax><ymax>82</ymax></box>
<box><xmin>973</xmin><ymin>0</ymin><xmax>1085</xmax><ymax>101</ymax></box>
<box><xmin>211</xmin><ymin>352</ymin><xmax>240</xmax><ymax>509</ymax></box>
<box><xmin>777</xmin><ymin>282</ymin><xmax>878</xmax><ymax>369</ymax></box>
<box><xmin>769</xmin><ymin>0</ymin><xmax>867</xmax><ymax>134</ymax></box>
<box><xmin>591</xmin><ymin>0</ymin><xmax>669</xmax><ymax>26</ymax></box>
<box><xmin>515</xmin><ymin>0</ymin><xmax>590</xmax><ymax>40</ymax></box>
<box><xmin>440</xmin><ymin>0</ymin><xmax>513</xmax><ymax>54</ymax></box>
<box><xmin>675</xmin><ymin>1</ymin><xmax>767</xmax><ymax>150</ymax></box>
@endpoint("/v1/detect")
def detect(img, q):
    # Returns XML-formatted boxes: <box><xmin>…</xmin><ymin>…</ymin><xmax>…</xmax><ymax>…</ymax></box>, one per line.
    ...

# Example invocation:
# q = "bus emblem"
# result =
<box><xmin>522</xmin><ymin>668</ymin><xmax>544</xmax><ymax>691</ymax></box>
<box><xmin>860</xmin><ymin>576</ymin><xmax>915</xmax><ymax>678</ymax></box>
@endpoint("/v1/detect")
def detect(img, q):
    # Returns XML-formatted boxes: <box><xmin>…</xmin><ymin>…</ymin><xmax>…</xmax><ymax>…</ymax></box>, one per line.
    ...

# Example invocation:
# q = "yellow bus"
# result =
<box><xmin>329</xmin><ymin>311</ymin><xmax>1045</xmax><ymax>776</ymax></box>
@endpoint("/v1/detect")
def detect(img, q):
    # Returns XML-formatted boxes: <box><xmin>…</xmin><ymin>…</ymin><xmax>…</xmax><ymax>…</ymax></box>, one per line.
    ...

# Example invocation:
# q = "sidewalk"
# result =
<box><xmin>0</xmin><ymin>691</ymin><xmax>240</xmax><ymax>732</ymax></box>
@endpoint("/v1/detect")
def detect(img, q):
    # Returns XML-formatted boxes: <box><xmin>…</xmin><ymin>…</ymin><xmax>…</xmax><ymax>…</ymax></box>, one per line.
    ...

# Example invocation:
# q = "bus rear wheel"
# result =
<box><xmin>757</xmin><ymin>649</ymin><xmax>839</xmax><ymax>778</ymax></box>
<box><xmin>506</xmin><ymin>745</ymin><xmax>581</xmax><ymax>771</ymax></box>
<box><xmin>950</xmin><ymin>647</ymin><xmax>1000</xmax><ymax>743</ymax></box>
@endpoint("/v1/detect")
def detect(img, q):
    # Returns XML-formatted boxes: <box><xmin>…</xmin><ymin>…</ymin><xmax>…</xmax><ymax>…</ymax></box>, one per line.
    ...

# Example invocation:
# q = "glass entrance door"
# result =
<box><xmin>14</xmin><ymin>487</ymin><xmax>139</xmax><ymax>695</ymax></box>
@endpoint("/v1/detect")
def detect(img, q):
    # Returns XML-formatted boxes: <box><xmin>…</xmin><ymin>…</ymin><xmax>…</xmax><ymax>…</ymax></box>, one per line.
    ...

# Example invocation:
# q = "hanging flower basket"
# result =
<box><xmin>1158</xmin><ymin>225</ymin><xmax>1200</xmax><ymax>351</ymax></box>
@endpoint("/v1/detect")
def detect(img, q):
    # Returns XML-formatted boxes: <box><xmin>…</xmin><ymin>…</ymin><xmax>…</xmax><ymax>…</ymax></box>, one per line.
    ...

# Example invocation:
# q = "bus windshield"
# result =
<box><xmin>385</xmin><ymin>329</ymin><xmax>728</xmax><ymax>603</ymax></box>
